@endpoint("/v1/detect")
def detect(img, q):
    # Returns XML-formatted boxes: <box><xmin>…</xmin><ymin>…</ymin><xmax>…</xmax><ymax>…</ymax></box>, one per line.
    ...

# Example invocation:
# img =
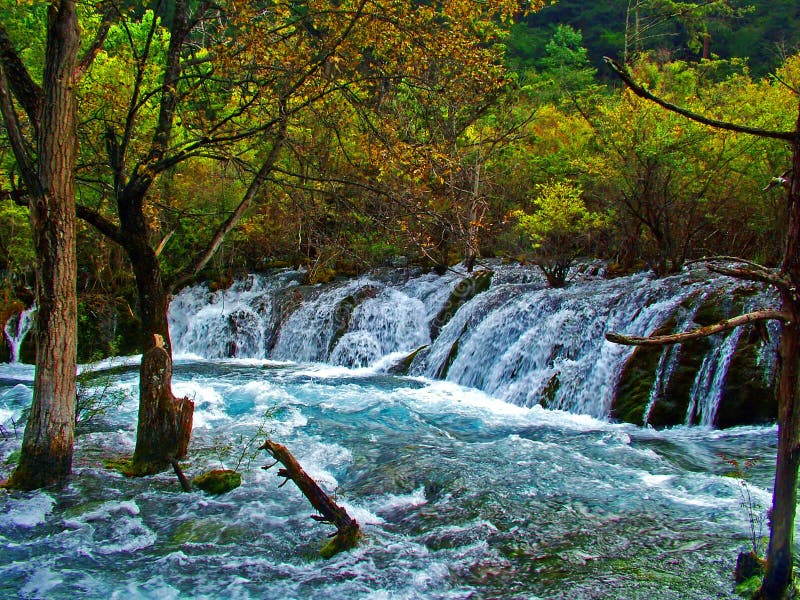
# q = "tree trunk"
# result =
<box><xmin>762</xmin><ymin>321</ymin><xmax>800</xmax><ymax>597</ymax></box>
<box><xmin>128</xmin><ymin>240</ymin><xmax>193</xmax><ymax>473</ymax></box>
<box><xmin>6</xmin><ymin>1</ymin><xmax>79</xmax><ymax>490</ymax></box>
<box><xmin>761</xmin><ymin>117</ymin><xmax>800</xmax><ymax>599</ymax></box>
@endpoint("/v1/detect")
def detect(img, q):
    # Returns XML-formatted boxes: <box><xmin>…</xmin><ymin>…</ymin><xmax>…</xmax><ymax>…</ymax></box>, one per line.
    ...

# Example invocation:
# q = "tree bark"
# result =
<box><xmin>761</xmin><ymin>109</ymin><xmax>800</xmax><ymax>599</ymax></box>
<box><xmin>4</xmin><ymin>1</ymin><xmax>79</xmax><ymax>490</ymax></box>
<box><xmin>131</xmin><ymin>333</ymin><xmax>193</xmax><ymax>474</ymax></box>
<box><xmin>762</xmin><ymin>311</ymin><xmax>800</xmax><ymax>597</ymax></box>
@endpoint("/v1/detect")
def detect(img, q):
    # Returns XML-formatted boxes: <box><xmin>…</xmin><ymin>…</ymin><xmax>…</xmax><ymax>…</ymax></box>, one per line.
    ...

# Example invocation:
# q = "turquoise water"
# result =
<box><xmin>0</xmin><ymin>360</ymin><xmax>779</xmax><ymax>599</ymax></box>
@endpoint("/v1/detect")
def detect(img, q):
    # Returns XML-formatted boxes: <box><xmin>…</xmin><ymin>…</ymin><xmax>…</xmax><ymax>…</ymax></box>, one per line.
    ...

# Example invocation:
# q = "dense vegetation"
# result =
<box><xmin>0</xmin><ymin>0</ymin><xmax>797</xmax><ymax>365</ymax></box>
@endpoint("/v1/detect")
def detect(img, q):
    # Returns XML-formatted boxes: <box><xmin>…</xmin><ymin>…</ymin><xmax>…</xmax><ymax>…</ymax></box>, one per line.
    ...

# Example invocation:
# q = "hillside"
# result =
<box><xmin>509</xmin><ymin>0</ymin><xmax>800</xmax><ymax>76</ymax></box>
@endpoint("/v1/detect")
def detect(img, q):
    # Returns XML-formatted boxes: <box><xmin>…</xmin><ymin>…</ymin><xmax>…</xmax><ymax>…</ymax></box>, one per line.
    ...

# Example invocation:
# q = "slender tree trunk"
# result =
<box><xmin>762</xmin><ymin>311</ymin><xmax>800</xmax><ymax>596</ymax></box>
<box><xmin>6</xmin><ymin>1</ymin><xmax>79</xmax><ymax>490</ymax></box>
<box><xmin>761</xmin><ymin>113</ymin><xmax>800</xmax><ymax>599</ymax></box>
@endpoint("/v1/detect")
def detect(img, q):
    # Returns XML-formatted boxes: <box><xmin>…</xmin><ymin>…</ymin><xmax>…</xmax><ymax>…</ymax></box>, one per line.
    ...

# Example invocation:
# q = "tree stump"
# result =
<box><xmin>131</xmin><ymin>334</ymin><xmax>194</xmax><ymax>474</ymax></box>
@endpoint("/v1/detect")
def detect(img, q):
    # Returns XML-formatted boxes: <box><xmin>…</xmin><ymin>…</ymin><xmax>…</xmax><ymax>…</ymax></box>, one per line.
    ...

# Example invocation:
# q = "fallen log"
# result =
<box><xmin>260</xmin><ymin>439</ymin><xmax>361</xmax><ymax>558</ymax></box>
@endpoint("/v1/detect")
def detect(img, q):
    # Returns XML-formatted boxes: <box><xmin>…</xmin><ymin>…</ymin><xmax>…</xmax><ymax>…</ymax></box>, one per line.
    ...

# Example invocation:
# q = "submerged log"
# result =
<box><xmin>260</xmin><ymin>439</ymin><xmax>361</xmax><ymax>558</ymax></box>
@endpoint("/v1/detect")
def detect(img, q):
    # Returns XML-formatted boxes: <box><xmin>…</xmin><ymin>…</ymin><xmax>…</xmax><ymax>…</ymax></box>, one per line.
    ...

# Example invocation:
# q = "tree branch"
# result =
<box><xmin>606</xmin><ymin>309</ymin><xmax>790</xmax><ymax>347</ymax></box>
<box><xmin>260</xmin><ymin>438</ymin><xmax>360</xmax><ymax>558</ymax></box>
<box><xmin>168</xmin><ymin>111</ymin><xmax>288</xmax><ymax>292</ymax></box>
<box><xmin>0</xmin><ymin>65</ymin><xmax>39</xmax><ymax>195</ymax></box>
<box><xmin>74</xmin><ymin>2</ymin><xmax>117</xmax><ymax>81</ymax></box>
<box><xmin>75</xmin><ymin>203</ymin><xmax>124</xmax><ymax>245</ymax></box>
<box><xmin>0</xmin><ymin>22</ymin><xmax>42</xmax><ymax>127</ymax></box>
<box><xmin>706</xmin><ymin>264</ymin><xmax>790</xmax><ymax>290</ymax></box>
<box><xmin>604</xmin><ymin>57</ymin><xmax>798</xmax><ymax>142</ymax></box>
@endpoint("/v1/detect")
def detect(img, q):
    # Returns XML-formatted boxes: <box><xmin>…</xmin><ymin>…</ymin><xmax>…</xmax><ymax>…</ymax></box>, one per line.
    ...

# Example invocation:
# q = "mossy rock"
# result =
<box><xmin>540</xmin><ymin>374</ymin><xmax>560</xmax><ymax>410</ymax></box>
<box><xmin>103</xmin><ymin>456</ymin><xmax>163</xmax><ymax>477</ymax></box>
<box><xmin>611</xmin><ymin>319</ymin><xmax>676</xmax><ymax>425</ymax></box>
<box><xmin>387</xmin><ymin>345</ymin><xmax>429</xmax><ymax>375</ymax></box>
<box><xmin>192</xmin><ymin>469</ymin><xmax>241</xmax><ymax>495</ymax></box>
<box><xmin>171</xmin><ymin>517</ymin><xmax>248</xmax><ymax>546</ymax></box>
<box><xmin>319</xmin><ymin>523</ymin><xmax>362</xmax><ymax>559</ymax></box>
<box><xmin>433</xmin><ymin>327</ymin><xmax>465</xmax><ymax>380</ymax></box>
<box><xmin>734</xmin><ymin>550</ymin><xmax>765</xmax><ymax>584</ymax></box>
<box><xmin>307</xmin><ymin>268</ymin><xmax>337</xmax><ymax>285</ymax></box>
<box><xmin>430</xmin><ymin>270</ymin><xmax>493</xmax><ymax>340</ymax></box>
<box><xmin>735</xmin><ymin>576</ymin><xmax>762</xmax><ymax>599</ymax></box>
<box><xmin>649</xmin><ymin>335</ymin><xmax>710</xmax><ymax>427</ymax></box>
<box><xmin>4</xmin><ymin>450</ymin><xmax>20</xmax><ymax>465</ymax></box>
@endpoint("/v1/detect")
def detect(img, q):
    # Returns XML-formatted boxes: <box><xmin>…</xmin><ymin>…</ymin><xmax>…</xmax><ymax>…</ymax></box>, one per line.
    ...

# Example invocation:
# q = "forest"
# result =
<box><xmin>2</xmin><ymin>1</ymin><xmax>800</xmax><ymax>598</ymax></box>
<box><xmin>0</xmin><ymin>0</ymin><xmax>797</xmax><ymax>362</ymax></box>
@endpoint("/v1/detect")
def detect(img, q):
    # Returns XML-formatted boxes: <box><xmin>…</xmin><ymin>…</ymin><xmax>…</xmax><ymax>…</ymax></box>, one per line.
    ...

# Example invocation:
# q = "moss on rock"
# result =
<box><xmin>387</xmin><ymin>344</ymin><xmax>429</xmax><ymax>375</ymax></box>
<box><xmin>715</xmin><ymin>325</ymin><xmax>777</xmax><ymax>428</ymax></box>
<box><xmin>431</xmin><ymin>270</ymin><xmax>493</xmax><ymax>340</ymax></box>
<box><xmin>193</xmin><ymin>469</ymin><xmax>242</xmax><ymax>495</ymax></box>
<box><xmin>319</xmin><ymin>523</ymin><xmax>362</xmax><ymax>559</ymax></box>
<box><xmin>611</xmin><ymin>318</ymin><xmax>677</xmax><ymax>425</ymax></box>
<box><xmin>540</xmin><ymin>374</ymin><xmax>560</xmax><ymax>410</ymax></box>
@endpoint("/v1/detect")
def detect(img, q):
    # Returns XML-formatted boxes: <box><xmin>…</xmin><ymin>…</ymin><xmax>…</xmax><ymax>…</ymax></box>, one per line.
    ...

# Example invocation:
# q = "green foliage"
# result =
<box><xmin>509</xmin><ymin>0</ymin><xmax>800</xmax><ymax>76</ymax></box>
<box><xmin>75</xmin><ymin>364</ymin><xmax>132</xmax><ymax>432</ymax></box>
<box><xmin>212</xmin><ymin>407</ymin><xmax>277</xmax><ymax>473</ymax></box>
<box><xmin>513</xmin><ymin>180</ymin><xmax>608</xmax><ymax>286</ymax></box>
<box><xmin>514</xmin><ymin>181</ymin><xmax>606</xmax><ymax>249</ymax></box>
<box><xmin>0</xmin><ymin>200</ymin><xmax>34</xmax><ymax>285</ymax></box>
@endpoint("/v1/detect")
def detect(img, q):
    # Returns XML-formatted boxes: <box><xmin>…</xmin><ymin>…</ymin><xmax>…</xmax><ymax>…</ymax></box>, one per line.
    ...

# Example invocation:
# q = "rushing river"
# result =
<box><xmin>0</xmin><ymin>358</ymin><xmax>778</xmax><ymax>599</ymax></box>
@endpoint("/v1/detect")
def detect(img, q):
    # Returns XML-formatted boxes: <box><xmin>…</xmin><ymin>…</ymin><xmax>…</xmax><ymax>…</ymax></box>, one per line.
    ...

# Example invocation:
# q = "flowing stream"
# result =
<box><xmin>0</xmin><ymin>264</ymin><xmax>782</xmax><ymax>598</ymax></box>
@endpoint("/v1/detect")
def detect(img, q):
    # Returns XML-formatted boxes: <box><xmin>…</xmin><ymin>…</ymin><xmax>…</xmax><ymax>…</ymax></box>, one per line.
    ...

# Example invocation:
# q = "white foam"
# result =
<box><xmin>173</xmin><ymin>382</ymin><xmax>228</xmax><ymax>428</ymax></box>
<box><xmin>375</xmin><ymin>487</ymin><xmax>428</xmax><ymax>514</ymax></box>
<box><xmin>1</xmin><ymin>493</ymin><xmax>55</xmax><ymax>528</ymax></box>
<box><xmin>95</xmin><ymin>516</ymin><xmax>157</xmax><ymax>554</ymax></box>
<box><xmin>19</xmin><ymin>566</ymin><xmax>63</xmax><ymax>598</ymax></box>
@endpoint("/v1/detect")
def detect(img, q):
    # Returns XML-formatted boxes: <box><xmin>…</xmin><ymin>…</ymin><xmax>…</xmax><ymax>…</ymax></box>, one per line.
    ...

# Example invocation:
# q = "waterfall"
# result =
<box><xmin>3</xmin><ymin>306</ymin><xmax>35</xmax><ymax>364</ymax></box>
<box><xmin>410</xmin><ymin>271</ymin><xmax>712</xmax><ymax>417</ymax></box>
<box><xmin>169</xmin><ymin>263</ymin><xmax>777</xmax><ymax>425</ymax></box>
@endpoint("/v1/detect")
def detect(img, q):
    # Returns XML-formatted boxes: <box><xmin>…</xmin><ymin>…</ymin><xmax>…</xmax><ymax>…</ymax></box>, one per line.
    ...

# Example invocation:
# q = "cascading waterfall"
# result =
<box><xmin>170</xmin><ymin>263</ymin><xmax>777</xmax><ymax>426</ymax></box>
<box><xmin>3</xmin><ymin>305</ymin><xmax>35</xmax><ymax>364</ymax></box>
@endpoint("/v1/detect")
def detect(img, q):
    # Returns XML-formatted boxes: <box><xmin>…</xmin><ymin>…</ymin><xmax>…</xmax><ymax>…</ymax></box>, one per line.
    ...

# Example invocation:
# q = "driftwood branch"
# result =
<box><xmin>260</xmin><ymin>439</ymin><xmax>361</xmax><ymax>558</ymax></box>
<box><xmin>606</xmin><ymin>309</ymin><xmax>790</xmax><ymax>347</ymax></box>
<box><xmin>705</xmin><ymin>264</ymin><xmax>791</xmax><ymax>290</ymax></box>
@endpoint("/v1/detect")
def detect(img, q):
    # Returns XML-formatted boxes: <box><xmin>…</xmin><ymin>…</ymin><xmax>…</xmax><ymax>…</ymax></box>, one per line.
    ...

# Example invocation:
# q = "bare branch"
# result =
<box><xmin>606</xmin><ymin>309</ymin><xmax>790</xmax><ymax>347</ymax></box>
<box><xmin>76</xmin><ymin>203</ymin><xmax>124</xmax><ymax>245</ymax></box>
<box><xmin>685</xmin><ymin>255</ymin><xmax>776</xmax><ymax>272</ymax></box>
<box><xmin>604</xmin><ymin>58</ymin><xmax>797</xmax><ymax>142</ymax></box>
<box><xmin>74</xmin><ymin>2</ymin><xmax>117</xmax><ymax>81</ymax></box>
<box><xmin>706</xmin><ymin>264</ymin><xmax>790</xmax><ymax>290</ymax></box>
<box><xmin>154</xmin><ymin>230</ymin><xmax>175</xmax><ymax>257</ymax></box>
<box><xmin>168</xmin><ymin>110</ymin><xmax>288</xmax><ymax>292</ymax></box>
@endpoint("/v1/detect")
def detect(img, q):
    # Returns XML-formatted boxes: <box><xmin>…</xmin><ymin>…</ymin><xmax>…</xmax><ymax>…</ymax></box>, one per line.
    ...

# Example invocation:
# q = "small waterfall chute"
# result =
<box><xmin>3</xmin><ymin>305</ymin><xmax>35</xmax><ymax>364</ymax></box>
